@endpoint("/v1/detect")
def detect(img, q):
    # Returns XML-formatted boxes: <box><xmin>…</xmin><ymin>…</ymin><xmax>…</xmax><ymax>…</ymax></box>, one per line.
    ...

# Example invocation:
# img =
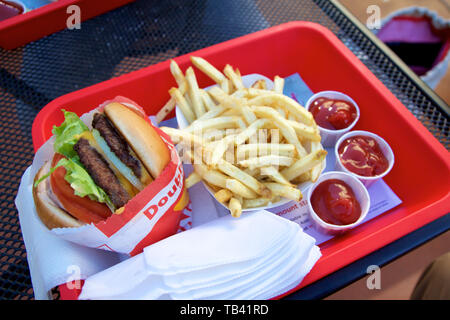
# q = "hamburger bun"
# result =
<box><xmin>104</xmin><ymin>102</ymin><xmax>171</xmax><ymax>179</ymax></box>
<box><xmin>33</xmin><ymin>162</ymin><xmax>84</xmax><ymax>229</ymax></box>
<box><xmin>33</xmin><ymin>103</ymin><xmax>171</xmax><ymax>229</ymax></box>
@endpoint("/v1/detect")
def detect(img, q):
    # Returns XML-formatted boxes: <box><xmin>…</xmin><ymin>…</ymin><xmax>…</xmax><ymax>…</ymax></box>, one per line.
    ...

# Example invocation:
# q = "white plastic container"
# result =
<box><xmin>306</xmin><ymin>171</ymin><xmax>370</xmax><ymax>236</ymax></box>
<box><xmin>335</xmin><ymin>130</ymin><xmax>395</xmax><ymax>188</ymax></box>
<box><xmin>305</xmin><ymin>91</ymin><xmax>360</xmax><ymax>148</ymax></box>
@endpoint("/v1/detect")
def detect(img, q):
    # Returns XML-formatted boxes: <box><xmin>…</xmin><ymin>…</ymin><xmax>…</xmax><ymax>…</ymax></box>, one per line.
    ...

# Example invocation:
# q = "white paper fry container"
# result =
<box><xmin>26</xmin><ymin>96</ymin><xmax>190</xmax><ymax>256</ymax></box>
<box><xmin>305</xmin><ymin>91</ymin><xmax>360</xmax><ymax>148</ymax></box>
<box><xmin>175</xmin><ymin>74</ymin><xmax>326</xmax><ymax>213</ymax></box>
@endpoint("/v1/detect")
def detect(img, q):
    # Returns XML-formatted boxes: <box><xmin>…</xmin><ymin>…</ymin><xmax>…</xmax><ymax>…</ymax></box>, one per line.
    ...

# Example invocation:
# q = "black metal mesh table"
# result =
<box><xmin>0</xmin><ymin>0</ymin><xmax>448</xmax><ymax>300</ymax></box>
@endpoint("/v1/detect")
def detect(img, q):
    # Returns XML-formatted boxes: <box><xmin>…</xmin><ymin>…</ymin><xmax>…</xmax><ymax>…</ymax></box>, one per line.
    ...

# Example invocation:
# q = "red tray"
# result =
<box><xmin>31</xmin><ymin>21</ymin><xmax>450</xmax><ymax>300</ymax></box>
<box><xmin>0</xmin><ymin>0</ymin><xmax>134</xmax><ymax>50</ymax></box>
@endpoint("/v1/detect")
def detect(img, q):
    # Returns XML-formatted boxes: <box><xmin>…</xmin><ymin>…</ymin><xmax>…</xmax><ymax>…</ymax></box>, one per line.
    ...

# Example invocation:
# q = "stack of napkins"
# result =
<box><xmin>79</xmin><ymin>210</ymin><xmax>321</xmax><ymax>300</ymax></box>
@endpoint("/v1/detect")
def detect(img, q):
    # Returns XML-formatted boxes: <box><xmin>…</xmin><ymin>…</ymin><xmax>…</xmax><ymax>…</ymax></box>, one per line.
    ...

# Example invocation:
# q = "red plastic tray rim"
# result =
<box><xmin>29</xmin><ymin>22</ymin><xmax>450</xmax><ymax>299</ymax></box>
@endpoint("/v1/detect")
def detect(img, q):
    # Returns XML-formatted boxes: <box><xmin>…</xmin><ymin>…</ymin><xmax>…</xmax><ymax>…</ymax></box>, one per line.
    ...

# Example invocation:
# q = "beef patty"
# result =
<box><xmin>74</xmin><ymin>138</ymin><xmax>130</xmax><ymax>208</ymax></box>
<box><xmin>92</xmin><ymin>113</ymin><xmax>142</xmax><ymax>179</ymax></box>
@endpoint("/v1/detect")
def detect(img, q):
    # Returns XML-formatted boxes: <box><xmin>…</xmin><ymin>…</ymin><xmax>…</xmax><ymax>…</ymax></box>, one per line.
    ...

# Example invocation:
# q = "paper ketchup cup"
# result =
<box><xmin>306</xmin><ymin>171</ymin><xmax>370</xmax><ymax>236</ymax></box>
<box><xmin>305</xmin><ymin>91</ymin><xmax>360</xmax><ymax>148</ymax></box>
<box><xmin>31</xmin><ymin>96</ymin><xmax>190</xmax><ymax>256</ymax></box>
<box><xmin>334</xmin><ymin>130</ymin><xmax>395</xmax><ymax>188</ymax></box>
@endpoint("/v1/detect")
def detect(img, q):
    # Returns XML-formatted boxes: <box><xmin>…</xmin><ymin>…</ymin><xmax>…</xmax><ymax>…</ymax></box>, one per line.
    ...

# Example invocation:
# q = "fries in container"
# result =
<box><xmin>158</xmin><ymin>57</ymin><xmax>327</xmax><ymax>217</ymax></box>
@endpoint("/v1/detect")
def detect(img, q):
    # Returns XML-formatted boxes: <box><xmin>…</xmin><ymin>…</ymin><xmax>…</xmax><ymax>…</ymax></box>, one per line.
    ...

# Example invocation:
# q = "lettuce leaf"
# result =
<box><xmin>56</xmin><ymin>158</ymin><xmax>115</xmax><ymax>211</ymax></box>
<box><xmin>52</xmin><ymin>110</ymin><xmax>89</xmax><ymax>159</ymax></box>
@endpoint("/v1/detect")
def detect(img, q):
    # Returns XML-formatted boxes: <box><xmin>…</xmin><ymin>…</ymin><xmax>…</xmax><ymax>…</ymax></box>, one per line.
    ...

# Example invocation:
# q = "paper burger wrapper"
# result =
<box><xmin>30</xmin><ymin>96</ymin><xmax>190</xmax><ymax>256</ymax></box>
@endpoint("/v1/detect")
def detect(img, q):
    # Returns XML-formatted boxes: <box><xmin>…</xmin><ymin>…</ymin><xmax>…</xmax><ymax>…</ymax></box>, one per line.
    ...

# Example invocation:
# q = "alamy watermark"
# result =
<box><xmin>66</xmin><ymin>264</ymin><xmax>82</xmax><ymax>290</ymax></box>
<box><xmin>66</xmin><ymin>5</ymin><xmax>81</xmax><ymax>30</ymax></box>
<box><xmin>366</xmin><ymin>265</ymin><xmax>381</xmax><ymax>290</ymax></box>
<box><xmin>366</xmin><ymin>5</ymin><xmax>381</xmax><ymax>30</ymax></box>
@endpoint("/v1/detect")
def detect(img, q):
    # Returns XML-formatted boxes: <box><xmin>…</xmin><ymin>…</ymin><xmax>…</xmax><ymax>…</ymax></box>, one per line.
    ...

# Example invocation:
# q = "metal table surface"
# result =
<box><xmin>0</xmin><ymin>0</ymin><xmax>448</xmax><ymax>300</ymax></box>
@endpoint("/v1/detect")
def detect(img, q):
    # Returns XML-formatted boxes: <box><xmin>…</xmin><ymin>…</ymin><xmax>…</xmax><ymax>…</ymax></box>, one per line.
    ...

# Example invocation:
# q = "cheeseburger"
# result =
<box><xmin>33</xmin><ymin>102</ymin><xmax>170</xmax><ymax>229</ymax></box>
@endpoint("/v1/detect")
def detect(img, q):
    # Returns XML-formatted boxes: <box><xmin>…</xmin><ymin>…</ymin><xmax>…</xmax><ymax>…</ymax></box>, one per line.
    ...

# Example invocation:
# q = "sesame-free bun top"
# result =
<box><xmin>104</xmin><ymin>102</ymin><xmax>171</xmax><ymax>179</ymax></box>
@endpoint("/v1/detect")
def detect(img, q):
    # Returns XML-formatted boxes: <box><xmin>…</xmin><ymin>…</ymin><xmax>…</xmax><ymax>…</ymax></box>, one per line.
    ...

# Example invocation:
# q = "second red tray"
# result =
<box><xmin>0</xmin><ymin>0</ymin><xmax>134</xmax><ymax>49</ymax></box>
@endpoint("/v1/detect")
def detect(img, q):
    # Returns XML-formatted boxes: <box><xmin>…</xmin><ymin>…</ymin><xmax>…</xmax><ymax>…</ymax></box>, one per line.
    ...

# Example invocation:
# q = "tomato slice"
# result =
<box><xmin>50</xmin><ymin>153</ymin><xmax>112</xmax><ymax>224</ymax></box>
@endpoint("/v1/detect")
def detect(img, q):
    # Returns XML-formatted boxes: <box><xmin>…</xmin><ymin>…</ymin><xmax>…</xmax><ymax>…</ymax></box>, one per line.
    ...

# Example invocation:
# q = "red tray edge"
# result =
<box><xmin>26</xmin><ymin>21</ymin><xmax>449</xmax><ymax>299</ymax></box>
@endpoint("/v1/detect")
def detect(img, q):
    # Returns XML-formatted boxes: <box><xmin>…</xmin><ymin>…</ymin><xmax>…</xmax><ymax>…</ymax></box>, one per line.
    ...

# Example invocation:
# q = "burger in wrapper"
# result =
<box><xmin>32</xmin><ymin>97</ymin><xmax>189</xmax><ymax>256</ymax></box>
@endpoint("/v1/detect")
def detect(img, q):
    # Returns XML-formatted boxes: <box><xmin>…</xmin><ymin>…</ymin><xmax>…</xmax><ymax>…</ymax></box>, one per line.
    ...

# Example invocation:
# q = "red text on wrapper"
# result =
<box><xmin>142</xmin><ymin>166</ymin><xmax>183</xmax><ymax>220</ymax></box>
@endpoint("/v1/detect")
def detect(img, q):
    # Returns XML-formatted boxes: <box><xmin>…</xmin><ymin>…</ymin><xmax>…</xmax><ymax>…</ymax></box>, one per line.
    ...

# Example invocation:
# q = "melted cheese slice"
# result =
<box><xmin>77</xmin><ymin>131</ymin><xmax>139</xmax><ymax>197</ymax></box>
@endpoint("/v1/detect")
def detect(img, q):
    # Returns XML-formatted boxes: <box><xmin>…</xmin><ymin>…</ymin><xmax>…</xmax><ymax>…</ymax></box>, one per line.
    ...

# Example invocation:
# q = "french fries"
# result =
<box><xmin>229</xmin><ymin>197</ymin><xmax>242</xmax><ymax>218</ymax></box>
<box><xmin>160</xmin><ymin>57</ymin><xmax>327</xmax><ymax>217</ymax></box>
<box><xmin>185</xmin><ymin>172</ymin><xmax>202</xmax><ymax>189</ymax></box>
<box><xmin>215</xmin><ymin>189</ymin><xmax>233</xmax><ymax>204</ymax></box>
<box><xmin>185</xmin><ymin>67</ymin><xmax>206</xmax><ymax>118</ymax></box>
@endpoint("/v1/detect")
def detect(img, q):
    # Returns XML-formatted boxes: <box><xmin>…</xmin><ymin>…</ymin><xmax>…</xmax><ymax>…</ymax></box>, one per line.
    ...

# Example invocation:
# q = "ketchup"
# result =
<box><xmin>309</xmin><ymin>97</ymin><xmax>357</xmax><ymax>130</ymax></box>
<box><xmin>338</xmin><ymin>135</ymin><xmax>389</xmax><ymax>177</ymax></box>
<box><xmin>0</xmin><ymin>0</ymin><xmax>23</xmax><ymax>22</ymax></box>
<box><xmin>310</xmin><ymin>179</ymin><xmax>361</xmax><ymax>225</ymax></box>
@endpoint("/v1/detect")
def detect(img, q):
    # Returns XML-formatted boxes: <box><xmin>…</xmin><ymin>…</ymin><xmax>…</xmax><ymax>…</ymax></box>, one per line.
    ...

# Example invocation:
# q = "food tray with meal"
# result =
<box><xmin>0</xmin><ymin>0</ymin><xmax>134</xmax><ymax>49</ymax></box>
<box><xmin>22</xmin><ymin>21</ymin><xmax>449</xmax><ymax>299</ymax></box>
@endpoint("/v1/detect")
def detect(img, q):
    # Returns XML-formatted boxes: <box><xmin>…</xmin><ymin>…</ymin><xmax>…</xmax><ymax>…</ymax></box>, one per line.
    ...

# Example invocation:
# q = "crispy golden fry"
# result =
<box><xmin>236</xmin><ymin>143</ymin><xmax>295</xmax><ymax>159</ymax></box>
<box><xmin>170</xmin><ymin>59</ymin><xmax>186</xmax><ymax>87</ymax></box>
<box><xmin>277</xmin><ymin>107</ymin><xmax>286</xmax><ymax>118</ymax></box>
<box><xmin>226</xmin><ymin>179</ymin><xmax>258</xmax><ymax>199</ymax></box>
<box><xmin>202</xmin><ymin>128</ymin><xmax>226</xmax><ymax>141</ymax></box>
<box><xmin>209</xmin><ymin>134</ymin><xmax>237</xmax><ymax>164</ymax></box>
<box><xmin>264</xmin><ymin>182</ymin><xmax>302</xmax><ymax>201</ymax></box>
<box><xmin>242</xmin><ymin>198</ymin><xmax>270</xmax><ymax>209</ymax></box>
<box><xmin>192</xmin><ymin>105</ymin><xmax>227</xmax><ymax>123</ymax></box>
<box><xmin>259</xmin><ymin>166</ymin><xmax>293</xmax><ymax>186</ymax></box>
<box><xmin>221</xmin><ymin>78</ymin><xmax>231</xmax><ymax>94</ymax></box>
<box><xmin>309</xmin><ymin>141</ymin><xmax>325</xmax><ymax>182</ymax></box>
<box><xmin>281</xmin><ymin>149</ymin><xmax>327</xmax><ymax>181</ymax></box>
<box><xmin>273</xmin><ymin>76</ymin><xmax>284</xmax><ymax>94</ymax></box>
<box><xmin>193</xmin><ymin>163</ymin><xmax>228</xmax><ymax>189</ymax></box>
<box><xmin>169</xmin><ymin>87</ymin><xmax>196</xmax><ymax>124</ymax></box>
<box><xmin>160</xmin><ymin>126</ymin><xmax>204</xmax><ymax>146</ymax></box>
<box><xmin>251</xmin><ymin>106</ymin><xmax>307</xmax><ymax>157</ymax></box>
<box><xmin>185</xmin><ymin>67</ymin><xmax>206</xmax><ymax>118</ymax></box>
<box><xmin>217</xmin><ymin>159</ymin><xmax>271</xmax><ymax>198</ymax></box>
<box><xmin>224</xmin><ymin>64</ymin><xmax>245</xmax><ymax>91</ymax></box>
<box><xmin>287</xmin><ymin>119</ymin><xmax>321</xmax><ymax>142</ymax></box>
<box><xmin>248</xmin><ymin>93</ymin><xmax>314</xmax><ymax>125</ymax></box>
<box><xmin>251</xmin><ymin>79</ymin><xmax>267</xmax><ymax>89</ymax></box>
<box><xmin>291</xmin><ymin>172</ymin><xmax>312</xmax><ymax>185</ymax></box>
<box><xmin>221</xmin><ymin>108</ymin><xmax>241</xmax><ymax>116</ymax></box>
<box><xmin>155</xmin><ymin>97</ymin><xmax>176</xmax><ymax>124</ymax></box>
<box><xmin>245</xmin><ymin>88</ymin><xmax>274</xmax><ymax>99</ymax></box>
<box><xmin>240</xmin><ymin>105</ymin><xmax>257</xmax><ymax>125</ymax></box>
<box><xmin>185</xmin><ymin>171</ymin><xmax>202</xmax><ymax>188</ymax></box>
<box><xmin>234</xmin><ymin>119</ymin><xmax>268</xmax><ymax>145</ymax></box>
<box><xmin>228</xmin><ymin>197</ymin><xmax>242</xmax><ymax>218</ymax></box>
<box><xmin>238</xmin><ymin>155</ymin><xmax>294</xmax><ymax>170</ymax></box>
<box><xmin>208</xmin><ymin>86</ymin><xmax>247</xmax><ymax>109</ymax></box>
<box><xmin>191</xmin><ymin>56</ymin><xmax>226</xmax><ymax>84</ymax></box>
<box><xmin>185</xmin><ymin>116</ymin><xmax>243</xmax><ymax>133</ymax></box>
<box><xmin>243</xmin><ymin>167</ymin><xmax>259</xmax><ymax>177</ymax></box>
<box><xmin>200</xmin><ymin>89</ymin><xmax>217</xmax><ymax>111</ymax></box>
<box><xmin>214</xmin><ymin>189</ymin><xmax>233</xmax><ymax>204</ymax></box>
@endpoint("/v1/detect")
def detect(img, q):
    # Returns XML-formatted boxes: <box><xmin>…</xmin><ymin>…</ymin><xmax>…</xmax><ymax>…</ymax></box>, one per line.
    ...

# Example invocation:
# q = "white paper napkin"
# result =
<box><xmin>78</xmin><ymin>210</ymin><xmax>321</xmax><ymax>300</ymax></box>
